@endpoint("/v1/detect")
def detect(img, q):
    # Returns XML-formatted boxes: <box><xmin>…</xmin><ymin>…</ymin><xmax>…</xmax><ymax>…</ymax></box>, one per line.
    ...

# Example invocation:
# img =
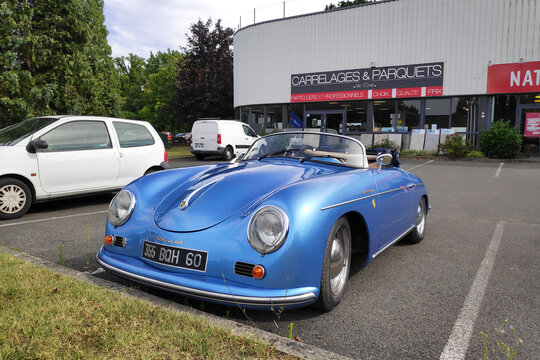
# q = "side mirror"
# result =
<box><xmin>375</xmin><ymin>153</ymin><xmax>393</xmax><ymax>173</ymax></box>
<box><xmin>26</xmin><ymin>139</ymin><xmax>49</xmax><ymax>153</ymax></box>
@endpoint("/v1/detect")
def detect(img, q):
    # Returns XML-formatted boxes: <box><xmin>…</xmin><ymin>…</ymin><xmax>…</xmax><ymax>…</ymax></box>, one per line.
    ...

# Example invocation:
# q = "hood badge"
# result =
<box><xmin>180</xmin><ymin>199</ymin><xmax>188</xmax><ymax>210</ymax></box>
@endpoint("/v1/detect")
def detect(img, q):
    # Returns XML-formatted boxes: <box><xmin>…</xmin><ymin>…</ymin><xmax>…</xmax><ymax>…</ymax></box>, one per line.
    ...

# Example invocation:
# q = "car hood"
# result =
<box><xmin>154</xmin><ymin>160</ymin><xmax>341</xmax><ymax>232</ymax></box>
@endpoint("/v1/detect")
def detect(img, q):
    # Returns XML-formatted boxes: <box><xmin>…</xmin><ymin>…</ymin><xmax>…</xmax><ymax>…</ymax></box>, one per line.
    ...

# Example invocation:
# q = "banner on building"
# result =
<box><xmin>487</xmin><ymin>61</ymin><xmax>540</xmax><ymax>94</ymax></box>
<box><xmin>291</xmin><ymin>62</ymin><xmax>444</xmax><ymax>103</ymax></box>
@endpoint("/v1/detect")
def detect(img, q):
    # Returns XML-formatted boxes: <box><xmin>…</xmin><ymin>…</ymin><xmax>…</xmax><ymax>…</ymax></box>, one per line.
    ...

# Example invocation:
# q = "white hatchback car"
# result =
<box><xmin>0</xmin><ymin>115</ymin><xmax>169</xmax><ymax>219</ymax></box>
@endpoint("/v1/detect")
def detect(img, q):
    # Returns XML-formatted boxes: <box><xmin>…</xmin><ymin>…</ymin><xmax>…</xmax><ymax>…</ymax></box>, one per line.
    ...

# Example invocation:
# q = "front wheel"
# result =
<box><xmin>314</xmin><ymin>216</ymin><xmax>352</xmax><ymax>311</ymax></box>
<box><xmin>0</xmin><ymin>178</ymin><xmax>32</xmax><ymax>220</ymax></box>
<box><xmin>405</xmin><ymin>197</ymin><xmax>427</xmax><ymax>244</ymax></box>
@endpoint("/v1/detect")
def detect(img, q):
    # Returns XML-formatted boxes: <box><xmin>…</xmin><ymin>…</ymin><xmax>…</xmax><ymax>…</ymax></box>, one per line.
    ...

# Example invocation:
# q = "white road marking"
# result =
<box><xmin>404</xmin><ymin>159</ymin><xmax>434</xmax><ymax>171</ymax></box>
<box><xmin>439</xmin><ymin>221</ymin><xmax>506</xmax><ymax>360</ymax></box>
<box><xmin>0</xmin><ymin>210</ymin><xmax>107</xmax><ymax>228</ymax></box>
<box><xmin>494</xmin><ymin>162</ymin><xmax>504</xmax><ymax>178</ymax></box>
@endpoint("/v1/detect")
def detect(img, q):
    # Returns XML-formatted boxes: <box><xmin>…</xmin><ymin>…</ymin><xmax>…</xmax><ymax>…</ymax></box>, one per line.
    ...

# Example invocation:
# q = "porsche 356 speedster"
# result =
<box><xmin>97</xmin><ymin>131</ymin><xmax>428</xmax><ymax>311</ymax></box>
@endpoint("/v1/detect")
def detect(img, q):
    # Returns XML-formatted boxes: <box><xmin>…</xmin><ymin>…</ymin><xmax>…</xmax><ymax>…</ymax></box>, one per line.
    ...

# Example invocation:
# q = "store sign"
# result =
<box><xmin>487</xmin><ymin>61</ymin><xmax>540</xmax><ymax>94</ymax></box>
<box><xmin>525</xmin><ymin>113</ymin><xmax>540</xmax><ymax>137</ymax></box>
<box><xmin>290</xmin><ymin>62</ymin><xmax>444</xmax><ymax>102</ymax></box>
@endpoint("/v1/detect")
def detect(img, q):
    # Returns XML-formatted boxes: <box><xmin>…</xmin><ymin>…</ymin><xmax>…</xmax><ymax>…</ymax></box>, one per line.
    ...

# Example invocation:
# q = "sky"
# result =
<box><xmin>103</xmin><ymin>0</ymin><xmax>333</xmax><ymax>59</ymax></box>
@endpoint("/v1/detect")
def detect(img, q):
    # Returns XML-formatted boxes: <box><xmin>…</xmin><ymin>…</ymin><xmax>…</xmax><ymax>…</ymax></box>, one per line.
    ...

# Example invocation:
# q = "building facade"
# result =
<box><xmin>233</xmin><ymin>0</ymin><xmax>540</xmax><ymax>151</ymax></box>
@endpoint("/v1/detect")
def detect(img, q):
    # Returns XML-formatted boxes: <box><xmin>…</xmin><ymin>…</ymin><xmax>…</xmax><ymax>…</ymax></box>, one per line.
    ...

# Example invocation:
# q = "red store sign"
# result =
<box><xmin>487</xmin><ymin>61</ymin><xmax>540</xmax><ymax>94</ymax></box>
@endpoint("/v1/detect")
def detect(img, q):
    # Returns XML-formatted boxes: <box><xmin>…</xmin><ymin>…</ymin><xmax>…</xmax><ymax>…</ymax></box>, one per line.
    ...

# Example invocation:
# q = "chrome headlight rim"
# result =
<box><xmin>108</xmin><ymin>190</ymin><xmax>136</xmax><ymax>227</ymax></box>
<box><xmin>247</xmin><ymin>205</ymin><xmax>289</xmax><ymax>254</ymax></box>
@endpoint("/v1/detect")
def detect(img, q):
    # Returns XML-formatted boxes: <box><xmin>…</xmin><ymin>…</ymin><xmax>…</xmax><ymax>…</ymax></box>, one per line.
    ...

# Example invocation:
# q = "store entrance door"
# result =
<box><xmin>305</xmin><ymin>110</ymin><xmax>345</xmax><ymax>134</ymax></box>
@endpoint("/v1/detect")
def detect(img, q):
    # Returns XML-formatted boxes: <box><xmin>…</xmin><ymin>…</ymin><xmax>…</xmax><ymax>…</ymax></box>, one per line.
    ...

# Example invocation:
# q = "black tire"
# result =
<box><xmin>405</xmin><ymin>197</ymin><xmax>427</xmax><ymax>244</ymax></box>
<box><xmin>313</xmin><ymin>216</ymin><xmax>352</xmax><ymax>311</ymax></box>
<box><xmin>223</xmin><ymin>146</ymin><xmax>234</xmax><ymax>161</ymax></box>
<box><xmin>194</xmin><ymin>154</ymin><xmax>205</xmax><ymax>160</ymax></box>
<box><xmin>0</xmin><ymin>178</ymin><xmax>32</xmax><ymax>220</ymax></box>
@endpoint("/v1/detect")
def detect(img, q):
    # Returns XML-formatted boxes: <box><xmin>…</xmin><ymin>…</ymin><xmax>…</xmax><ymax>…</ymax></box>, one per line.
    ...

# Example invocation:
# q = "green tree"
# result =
<box><xmin>0</xmin><ymin>0</ymin><xmax>121</xmax><ymax>128</ymax></box>
<box><xmin>325</xmin><ymin>0</ymin><xmax>374</xmax><ymax>11</ymax></box>
<box><xmin>138</xmin><ymin>50</ymin><xmax>182</xmax><ymax>131</ymax></box>
<box><xmin>115</xmin><ymin>54</ymin><xmax>147</xmax><ymax>119</ymax></box>
<box><xmin>173</xmin><ymin>18</ymin><xmax>234</xmax><ymax>131</ymax></box>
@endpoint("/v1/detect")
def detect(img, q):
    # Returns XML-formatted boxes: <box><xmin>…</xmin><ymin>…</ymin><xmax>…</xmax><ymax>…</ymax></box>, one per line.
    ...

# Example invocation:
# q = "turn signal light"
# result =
<box><xmin>217</xmin><ymin>133</ymin><xmax>222</xmax><ymax>144</ymax></box>
<box><xmin>252</xmin><ymin>265</ymin><xmax>266</xmax><ymax>279</ymax></box>
<box><xmin>104</xmin><ymin>235</ymin><xmax>114</xmax><ymax>245</ymax></box>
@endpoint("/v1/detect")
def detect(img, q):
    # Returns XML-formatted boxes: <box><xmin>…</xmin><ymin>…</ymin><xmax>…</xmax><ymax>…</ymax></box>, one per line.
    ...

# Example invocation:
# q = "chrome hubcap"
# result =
<box><xmin>329</xmin><ymin>226</ymin><xmax>350</xmax><ymax>296</ymax></box>
<box><xmin>416</xmin><ymin>202</ymin><xmax>426</xmax><ymax>235</ymax></box>
<box><xmin>0</xmin><ymin>184</ymin><xmax>27</xmax><ymax>214</ymax></box>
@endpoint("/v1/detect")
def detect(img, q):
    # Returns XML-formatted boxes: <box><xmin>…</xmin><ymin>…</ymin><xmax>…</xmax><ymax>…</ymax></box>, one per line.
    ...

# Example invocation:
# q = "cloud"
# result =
<box><xmin>104</xmin><ymin>0</ymin><xmax>331</xmax><ymax>58</ymax></box>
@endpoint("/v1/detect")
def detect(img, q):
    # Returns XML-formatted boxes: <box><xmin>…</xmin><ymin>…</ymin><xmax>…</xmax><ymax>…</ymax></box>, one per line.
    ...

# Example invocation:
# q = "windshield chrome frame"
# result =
<box><xmin>241</xmin><ymin>131</ymin><xmax>367</xmax><ymax>169</ymax></box>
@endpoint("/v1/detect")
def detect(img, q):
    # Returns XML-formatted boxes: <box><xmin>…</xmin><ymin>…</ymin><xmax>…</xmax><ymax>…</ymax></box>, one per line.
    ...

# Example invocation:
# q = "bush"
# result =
<box><xmin>466</xmin><ymin>150</ymin><xmax>485</xmax><ymax>158</ymax></box>
<box><xmin>370</xmin><ymin>138</ymin><xmax>399</xmax><ymax>150</ymax></box>
<box><xmin>479</xmin><ymin>121</ymin><xmax>522</xmax><ymax>158</ymax></box>
<box><xmin>400</xmin><ymin>149</ymin><xmax>438</xmax><ymax>157</ymax></box>
<box><xmin>440</xmin><ymin>134</ymin><xmax>469</xmax><ymax>159</ymax></box>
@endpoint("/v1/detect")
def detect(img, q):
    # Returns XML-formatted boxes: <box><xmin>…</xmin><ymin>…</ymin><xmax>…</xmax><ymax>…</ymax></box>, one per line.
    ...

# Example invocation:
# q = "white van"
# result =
<box><xmin>190</xmin><ymin>119</ymin><xmax>258</xmax><ymax>160</ymax></box>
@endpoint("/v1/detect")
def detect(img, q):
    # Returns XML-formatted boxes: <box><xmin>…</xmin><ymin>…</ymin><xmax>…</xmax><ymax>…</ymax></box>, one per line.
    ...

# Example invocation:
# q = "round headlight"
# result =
<box><xmin>108</xmin><ymin>190</ymin><xmax>136</xmax><ymax>226</ymax></box>
<box><xmin>247</xmin><ymin>205</ymin><xmax>289</xmax><ymax>254</ymax></box>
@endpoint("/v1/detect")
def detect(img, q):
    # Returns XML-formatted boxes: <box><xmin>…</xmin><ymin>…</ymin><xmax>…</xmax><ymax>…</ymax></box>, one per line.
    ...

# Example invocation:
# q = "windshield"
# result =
<box><xmin>242</xmin><ymin>132</ymin><xmax>367</xmax><ymax>168</ymax></box>
<box><xmin>0</xmin><ymin>117</ymin><xmax>58</xmax><ymax>146</ymax></box>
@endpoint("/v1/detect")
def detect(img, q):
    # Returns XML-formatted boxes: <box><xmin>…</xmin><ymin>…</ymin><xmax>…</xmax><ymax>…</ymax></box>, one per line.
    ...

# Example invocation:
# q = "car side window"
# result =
<box><xmin>243</xmin><ymin>125</ymin><xmax>256</xmax><ymax>137</ymax></box>
<box><xmin>39</xmin><ymin>121</ymin><xmax>112</xmax><ymax>152</ymax></box>
<box><xmin>113</xmin><ymin>122</ymin><xmax>155</xmax><ymax>148</ymax></box>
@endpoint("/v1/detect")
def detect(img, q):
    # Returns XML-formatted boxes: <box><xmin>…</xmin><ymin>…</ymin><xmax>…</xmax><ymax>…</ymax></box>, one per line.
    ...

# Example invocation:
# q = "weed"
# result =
<box><xmin>288</xmin><ymin>322</ymin><xmax>294</xmax><ymax>340</ymax></box>
<box><xmin>480</xmin><ymin>319</ymin><xmax>523</xmax><ymax>360</ymax></box>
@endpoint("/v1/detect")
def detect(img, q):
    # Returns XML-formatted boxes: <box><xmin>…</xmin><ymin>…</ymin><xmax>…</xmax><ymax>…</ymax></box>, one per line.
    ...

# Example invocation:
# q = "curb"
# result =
<box><xmin>1</xmin><ymin>247</ymin><xmax>351</xmax><ymax>360</ymax></box>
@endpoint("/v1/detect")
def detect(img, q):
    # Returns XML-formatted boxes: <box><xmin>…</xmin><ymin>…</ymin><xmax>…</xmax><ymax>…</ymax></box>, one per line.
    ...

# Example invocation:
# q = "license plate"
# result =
<box><xmin>142</xmin><ymin>241</ymin><xmax>208</xmax><ymax>272</ymax></box>
<box><xmin>194</xmin><ymin>143</ymin><xmax>204</xmax><ymax>148</ymax></box>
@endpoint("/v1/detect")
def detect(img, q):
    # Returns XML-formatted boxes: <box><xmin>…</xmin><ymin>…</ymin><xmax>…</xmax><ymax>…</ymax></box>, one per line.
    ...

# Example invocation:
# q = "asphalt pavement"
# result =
<box><xmin>1</xmin><ymin>157</ymin><xmax>538</xmax><ymax>359</ymax></box>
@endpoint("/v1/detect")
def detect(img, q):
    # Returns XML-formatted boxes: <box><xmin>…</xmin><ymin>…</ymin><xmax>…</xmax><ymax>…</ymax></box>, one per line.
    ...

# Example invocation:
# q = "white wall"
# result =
<box><xmin>233</xmin><ymin>0</ymin><xmax>540</xmax><ymax>107</ymax></box>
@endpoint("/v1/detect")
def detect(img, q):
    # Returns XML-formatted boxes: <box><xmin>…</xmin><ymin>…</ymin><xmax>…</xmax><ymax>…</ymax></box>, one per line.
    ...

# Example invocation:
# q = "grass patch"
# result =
<box><xmin>0</xmin><ymin>253</ymin><xmax>295</xmax><ymax>360</ymax></box>
<box><xmin>166</xmin><ymin>145</ymin><xmax>192</xmax><ymax>159</ymax></box>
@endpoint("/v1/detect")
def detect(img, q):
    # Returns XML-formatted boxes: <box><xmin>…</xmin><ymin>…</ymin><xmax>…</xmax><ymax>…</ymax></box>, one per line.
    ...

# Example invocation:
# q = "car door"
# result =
<box><xmin>372</xmin><ymin>166</ymin><xmax>417</xmax><ymax>250</ymax></box>
<box><xmin>35</xmin><ymin>120</ymin><xmax>121</xmax><ymax>194</ymax></box>
<box><xmin>241</xmin><ymin>124</ymin><xmax>258</xmax><ymax>149</ymax></box>
<box><xmin>112</xmin><ymin>121</ymin><xmax>161</xmax><ymax>186</ymax></box>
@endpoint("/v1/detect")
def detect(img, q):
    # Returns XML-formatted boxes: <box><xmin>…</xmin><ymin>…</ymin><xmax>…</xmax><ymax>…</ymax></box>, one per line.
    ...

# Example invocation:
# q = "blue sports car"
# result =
<box><xmin>97</xmin><ymin>131</ymin><xmax>428</xmax><ymax>311</ymax></box>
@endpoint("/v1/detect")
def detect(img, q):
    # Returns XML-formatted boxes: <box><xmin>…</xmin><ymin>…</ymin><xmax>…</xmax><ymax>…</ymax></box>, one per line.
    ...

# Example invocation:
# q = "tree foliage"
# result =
<box><xmin>325</xmin><ymin>0</ymin><xmax>373</xmax><ymax>11</ymax></box>
<box><xmin>0</xmin><ymin>0</ymin><xmax>121</xmax><ymax>128</ymax></box>
<box><xmin>173</xmin><ymin>18</ymin><xmax>234</xmax><ymax>131</ymax></box>
<box><xmin>139</xmin><ymin>50</ymin><xmax>182</xmax><ymax>131</ymax></box>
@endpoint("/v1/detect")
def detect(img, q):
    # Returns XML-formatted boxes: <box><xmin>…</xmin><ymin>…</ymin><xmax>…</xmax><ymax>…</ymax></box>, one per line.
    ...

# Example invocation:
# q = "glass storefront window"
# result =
<box><xmin>346</xmin><ymin>101</ymin><xmax>367</xmax><ymax>133</ymax></box>
<box><xmin>397</xmin><ymin>100</ymin><xmax>420</xmax><ymax>132</ymax></box>
<box><xmin>451</xmin><ymin>97</ymin><xmax>475</xmax><ymax>132</ymax></box>
<box><xmin>425</xmin><ymin>98</ymin><xmax>450</xmax><ymax>130</ymax></box>
<box><xmin>520</xmin><ymin>93</ymin><xmax>540</xmax><ymax>104</ymax></box>
<box><xmin>267</xmin><ymin>105</ymin><xmax>284</xmax><ymax>130</ymax></box>
<box><xmin>373</xmin><ymin>100</ymin><xmax>395</xmax><ymax>132</ymax></box>
<box><xmin>493</xmin><ymin>95</ymin><xmax>517</xmax><ymax>127</ymax></box>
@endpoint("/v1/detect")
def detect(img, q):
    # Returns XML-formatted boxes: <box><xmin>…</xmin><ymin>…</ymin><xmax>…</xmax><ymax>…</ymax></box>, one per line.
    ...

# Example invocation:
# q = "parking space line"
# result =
<box><xmin>439</xmin><ymin>221</ymin><xmax>506</xmax><ymax>360</ymax></box>
<box><xmin>495</xmin><ymin>162</ymin><xmax>504</xmax><ymax>178</ymax></box>
<box><xmin>0</xmin><ymin>210</ymin><xmax>108</xmax><ymax>228</ymax></box>
<box><xmin>404</xmin><ymin>159</ymin><xmax>434</xmax><ymax>171</ymax></box>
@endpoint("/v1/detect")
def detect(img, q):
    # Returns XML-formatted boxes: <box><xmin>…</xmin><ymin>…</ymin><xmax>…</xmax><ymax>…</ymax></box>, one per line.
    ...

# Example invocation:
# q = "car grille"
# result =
<box><xmin>112</xmin><ymin>236</ymin><xmax>126</xmax><ymax>248</ymax></box>
<box><xmin>234</xmin><ymin>262</ymin><xmax>255</xmax><ymax>277</ymax></box>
